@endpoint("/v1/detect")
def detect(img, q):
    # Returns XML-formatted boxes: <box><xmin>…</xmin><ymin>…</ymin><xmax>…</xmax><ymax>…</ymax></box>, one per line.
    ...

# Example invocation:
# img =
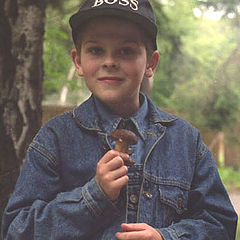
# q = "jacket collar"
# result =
<box><xmin>147</xmin><ymin>96</ymin><xmax>178</xmax><ymax>124</ymax></box>
<box><xmin>72</xmin><ymin>94</ymin><xmax>178</xmax><ymax>132</ymax></box>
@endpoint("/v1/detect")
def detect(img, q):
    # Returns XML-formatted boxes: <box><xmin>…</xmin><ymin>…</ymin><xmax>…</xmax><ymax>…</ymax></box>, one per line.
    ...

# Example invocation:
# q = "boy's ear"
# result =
<box><xmin>144</xmin><ymin>50</ymin><xmax>160</xmax><ymax>78</ymax></box>
<box><xmin>71</xmin><ymin>49</ymin><xmax>84</xmax><ymax>76</ymax></box>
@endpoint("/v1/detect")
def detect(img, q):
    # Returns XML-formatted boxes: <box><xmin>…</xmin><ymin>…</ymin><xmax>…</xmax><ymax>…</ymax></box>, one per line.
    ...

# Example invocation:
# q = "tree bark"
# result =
<box><xmin>0</xmin><ymin>0</ymin><xmax>46</xmax><ymax>229</ymax></box>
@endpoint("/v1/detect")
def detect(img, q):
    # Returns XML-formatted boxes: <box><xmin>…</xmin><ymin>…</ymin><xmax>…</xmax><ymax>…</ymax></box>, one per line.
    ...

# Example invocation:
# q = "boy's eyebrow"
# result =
<box><xmin>83</xmin><ymin>39</ymin><xmax>140</xmax><ymax>46</ymax></box>
<box><xmin>123</xmin><ymin>40</ymin><xmax>140</xmax><ymax>45</ymax></box>
<box><xmin>82</xmin><ymin>40</ymin><xmax>98</xmax><ymax>46</ymax></box>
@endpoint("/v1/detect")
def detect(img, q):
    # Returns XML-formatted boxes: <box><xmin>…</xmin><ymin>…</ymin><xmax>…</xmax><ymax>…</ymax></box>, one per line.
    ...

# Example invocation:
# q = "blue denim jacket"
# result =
<box><xmin>2</xmin><ymin>94</ymin><xmax>237</xmax><ymax>239</ymax></box>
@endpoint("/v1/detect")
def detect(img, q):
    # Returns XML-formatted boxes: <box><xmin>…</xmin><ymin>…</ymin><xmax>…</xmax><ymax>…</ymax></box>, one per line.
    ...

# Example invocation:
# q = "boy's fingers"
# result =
<box><xmin>118</xmin><ymin>151</ymin><xmax>130</xmax><ymax>160</ymax></box>
<box><xmin>114</xmin><ymin>175</ymin><xmax>129</xmax><ymax>186</ymax></box>
<box><xmin>117</xmin><ymin>223</ymin><xmax>163</xmax><ymax>240</ymax></box>
<box><xmin>111</xmin><ymin>165</ymin><xmax>128</xmax><ymax>179</ymax></box>
<box><xmin>115</xmin><ymin>231</ymin><xmax>141</xmax><ymax>239</ymax></box>
<box><xmin>121</xmin><ymin>223</ymin><xmax>146</xmax><ymax>231</ymax></box>
<box><xmin>100</xmin><ymin>165</ymin><xmax>128</xmax><ymax>183</ymax></box>
<box><xmin>107</xmin><ymin>156</ymin><xmax>125</xmax><ymax>170</ymax></box>
<box><xmin>99</xmin><ymin>150</ymin><xmax>129</xmax><ymax>163</ymax></box>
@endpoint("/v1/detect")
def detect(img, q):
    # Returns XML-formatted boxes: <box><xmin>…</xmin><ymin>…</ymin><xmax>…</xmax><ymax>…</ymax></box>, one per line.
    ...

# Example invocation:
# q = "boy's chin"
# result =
<box><xmin>96</xmin><ymin>95</ymin><xmax>123</xmax><ymax>106</ymax></box>
<box><xmin>95</xmin><ymin>91</ymin><xmax>119</xmax><ymax>101</ymax></box>
<box><xmin>95</xmin><ymin>88</ymin><xmax>139</xmax><ymax>102</ymax></box>
<box><xmin>94</xmin><ymin>93</ymin><xmax>140</xmax><ymax>117</ymax></box>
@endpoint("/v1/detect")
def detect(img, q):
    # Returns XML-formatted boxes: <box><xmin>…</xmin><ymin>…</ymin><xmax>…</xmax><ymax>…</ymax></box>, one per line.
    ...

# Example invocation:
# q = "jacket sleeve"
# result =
<box><xmin>1</xmin><ymin>141</ymin><xmax>120</xmax><ymax>239</ymax></box>
<box><xmin>158</xmin><ymin>134</ymin><xmax>238</xmax><ymax>240</ymax></box>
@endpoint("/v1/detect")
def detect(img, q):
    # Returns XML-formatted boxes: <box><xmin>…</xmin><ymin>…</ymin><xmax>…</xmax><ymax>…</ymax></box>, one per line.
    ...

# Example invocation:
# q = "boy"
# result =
<box><xmin>2</xmin><ymin>0</ymin><xmax>237</xmax><ymax>239</ymax></box>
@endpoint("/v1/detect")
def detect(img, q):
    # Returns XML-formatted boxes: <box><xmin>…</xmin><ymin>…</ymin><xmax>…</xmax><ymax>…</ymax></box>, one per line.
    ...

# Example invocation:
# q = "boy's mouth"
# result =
<box><xmin>98</xmin><ymin>76</ymin><xmax>123</xmax><ymax>84</ymax></box>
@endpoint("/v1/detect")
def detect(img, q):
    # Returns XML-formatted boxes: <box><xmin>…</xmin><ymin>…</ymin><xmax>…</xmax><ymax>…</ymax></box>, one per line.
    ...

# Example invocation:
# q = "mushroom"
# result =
<box><xmin>109</xmin><ymin>129</ymin><xmax>138</xmax><ymax>166</ymax></box>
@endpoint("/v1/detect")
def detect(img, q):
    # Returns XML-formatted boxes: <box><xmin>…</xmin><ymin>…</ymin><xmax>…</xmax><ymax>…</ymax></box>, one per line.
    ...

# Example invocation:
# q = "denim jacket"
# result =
<box><xmin>2</xmin><ymin>94</ymin><xmax>237</xmax><ymax>239</ymax></box>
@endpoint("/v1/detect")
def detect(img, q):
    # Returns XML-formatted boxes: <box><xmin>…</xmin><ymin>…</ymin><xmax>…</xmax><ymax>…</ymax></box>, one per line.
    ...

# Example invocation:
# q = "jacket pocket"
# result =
<box><xmin>159</xmin><ymin>185</ymin><xmax>188</xmax><ymax>215</ymax></box>
<box><xmin>139</xmin><ymin>178</ymin><xmax>190</xmax><ymax>228</ymax></box>
<box><xmin>156</xmin><ymin>184</ymin><xmax>189</xmax><ymax>227</ymax></box>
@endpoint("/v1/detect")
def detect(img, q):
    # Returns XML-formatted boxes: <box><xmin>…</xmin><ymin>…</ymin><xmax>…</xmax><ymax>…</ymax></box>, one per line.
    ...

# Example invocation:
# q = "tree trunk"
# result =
<box><xmin>60</xmin><ymin>64</ymin><xmax>76</xmax><ymax>105</ymax></box>
<box><xmin>0</xmin><ymin>0</ymin><xmax>46</xmax><ymax>229</ymax></box>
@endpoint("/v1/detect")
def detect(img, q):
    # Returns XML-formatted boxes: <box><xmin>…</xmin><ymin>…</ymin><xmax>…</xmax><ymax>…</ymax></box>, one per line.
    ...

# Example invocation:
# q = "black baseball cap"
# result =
<box><xmin>69</xmin><ymin>0</ymin><xmax>158</xmax><ymax>50</ymax></box>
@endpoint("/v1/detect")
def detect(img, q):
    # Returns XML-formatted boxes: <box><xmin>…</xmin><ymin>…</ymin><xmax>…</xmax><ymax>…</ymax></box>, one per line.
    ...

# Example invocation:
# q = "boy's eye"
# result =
<box><xmin>119</xmin><ymin>47</ymin><xmax>135</xmax><ymax>56</ymax></box>
<box><xmin>88</xmin><ymin>47</ymin><xmax>103</xmax><ymax>55</ymax></box>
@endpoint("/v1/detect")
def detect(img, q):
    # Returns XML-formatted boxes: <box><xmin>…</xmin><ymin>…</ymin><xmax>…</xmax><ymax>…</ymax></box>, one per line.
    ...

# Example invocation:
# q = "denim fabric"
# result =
<box><xmin>126</xmin><ymin>164</ymin><xmax>143</xmax><ymax>223</ymax></box>
<box><xmin>2</xmin><ymin>93</ymin><xmax>238</xmax><ymax>240</ymax></box>
<box><xmin>94</xmin><ymin>93</ymin><xmax>148</xmax><ymax>165</ymax></box>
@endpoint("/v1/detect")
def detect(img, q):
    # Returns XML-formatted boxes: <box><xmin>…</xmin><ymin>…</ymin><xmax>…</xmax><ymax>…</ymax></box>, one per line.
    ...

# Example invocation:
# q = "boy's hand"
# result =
<box><xmin>96</xmin><ymin>150</ymin><xmax>129</xmax><ymax>201</ymax></box>
<box><xmin>115</xmin><ymin>223</ymin><xmax>163</xmax><ymax>240</ymax></box>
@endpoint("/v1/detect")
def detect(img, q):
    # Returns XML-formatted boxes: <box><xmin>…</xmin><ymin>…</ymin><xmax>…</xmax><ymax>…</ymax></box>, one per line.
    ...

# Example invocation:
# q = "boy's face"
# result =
<box><xmin>72</xmin><ymin>17</ymin><xmax>159</xmax><ymax>117</ymax></box>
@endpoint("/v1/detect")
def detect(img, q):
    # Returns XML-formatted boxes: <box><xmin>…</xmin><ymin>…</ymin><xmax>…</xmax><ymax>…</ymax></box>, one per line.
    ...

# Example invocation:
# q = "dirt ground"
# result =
<box><xmin>229</xmin><ymin>190</ymin><xmax>240</xmax><ymax>217</ymax></box>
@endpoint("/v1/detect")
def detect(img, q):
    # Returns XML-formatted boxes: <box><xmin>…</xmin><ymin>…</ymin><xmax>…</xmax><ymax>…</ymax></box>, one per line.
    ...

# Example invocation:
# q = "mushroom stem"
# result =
<box><xmin>115</xmin><ymin>138</ymin><xmax>128</xmax><ymax>153</ymax></box>
<box><xmin>109</xmin><ymin>129</ymin><xmax>138</xmax><ymax>167</ymax></box>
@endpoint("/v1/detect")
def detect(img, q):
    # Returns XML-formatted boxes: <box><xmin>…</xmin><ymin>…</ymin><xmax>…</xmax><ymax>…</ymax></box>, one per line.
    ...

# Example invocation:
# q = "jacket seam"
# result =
<box><xmin>82</xmin><ymin>186</ymin><xmax>102</xmax><ymax>217</ymax></box>
<box><xmin>196</xmin><ymin>142</ymin><xmax>208</xmax><ymax>166</ymax></box>
<box><xmin>72</xmin><ymin>108</ymin><xmax>102</xmax><ymax>133</ymax></box>
<box><xmin>29</xmin><ymin>142</ymin><xmax>58</xmax><ymax>166</ymax></box>
<box><xmin>143</xmin><ymin>173</ymin><xmax>190</xmax><ymax>190</ymax></box>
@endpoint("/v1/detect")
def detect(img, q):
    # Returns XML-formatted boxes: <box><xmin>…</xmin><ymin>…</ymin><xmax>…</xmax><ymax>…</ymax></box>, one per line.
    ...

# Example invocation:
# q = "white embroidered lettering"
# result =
<box><xmin>119</xmin><ymin>0</ymin><xmax>129</xmax><ymax>6</ymax></box>
<box><xmin>130</xmin><ymin>0</ymin><xmax>138</xmax><ymax>10</ymax></box>
<box><xmin>92</xmin><ymin>0</ymin><xmax>104</xmax><ymax>7</ymax></box>
<box><xmin>105</xmin><ymin>0</ymin><xmax>118</xmax><ymax>4</ymax></box>
<box><xmin>92</xmin><ymin>0</ymin><xmax>138</xmax><ymax>10</ymax></box>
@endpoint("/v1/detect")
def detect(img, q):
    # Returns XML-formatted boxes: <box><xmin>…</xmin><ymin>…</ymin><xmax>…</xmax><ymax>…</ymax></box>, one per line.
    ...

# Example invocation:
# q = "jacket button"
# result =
<box><xmin>129</xmin><ymin>194</ymin><xmax>138</xmax><ymax>204</ymax></box>
<box><xmin>102</xmin><ymin>145</ymin><xmax>109</xmax><ymax>153</ymax></box>
<box><xmin>143</xmin><ymin>191</ymin><xmax>152</xmax><ymax>199</ymax></box>
<box><xmin>178</xmin><ymin>195</ymin><xmax>184</xmax><ymax>209</ymax></box>
<box><xmin>127</xmin><ymin>148</ymin><xmax>133</xmax><ymax>155</ymax></box>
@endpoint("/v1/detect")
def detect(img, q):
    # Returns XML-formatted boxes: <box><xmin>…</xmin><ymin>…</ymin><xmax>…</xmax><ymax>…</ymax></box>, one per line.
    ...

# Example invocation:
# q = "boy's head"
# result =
<box><xmin>69</xmin><ymin>0</ymin><xmax>159</xmax><ymax>117</ymax></box>
<box><xmin>69</xmin><ymin>0</ymin><xmax>158</xmax><ymax>52</ymax></box>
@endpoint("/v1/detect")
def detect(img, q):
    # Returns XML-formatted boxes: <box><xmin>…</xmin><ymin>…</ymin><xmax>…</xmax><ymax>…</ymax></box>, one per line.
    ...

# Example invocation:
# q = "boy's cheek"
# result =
<box><xmin>80</xmin><ymin>60</ymin><xmax>99</xmax><ymax>76</ymax></box>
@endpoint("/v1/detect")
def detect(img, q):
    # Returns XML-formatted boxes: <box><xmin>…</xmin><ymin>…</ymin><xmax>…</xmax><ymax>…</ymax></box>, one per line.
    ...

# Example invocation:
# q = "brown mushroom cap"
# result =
<box><xmin>109</xmin><ymin>129</ymin><xmax>138</xmax><ymax>145</ymax></box>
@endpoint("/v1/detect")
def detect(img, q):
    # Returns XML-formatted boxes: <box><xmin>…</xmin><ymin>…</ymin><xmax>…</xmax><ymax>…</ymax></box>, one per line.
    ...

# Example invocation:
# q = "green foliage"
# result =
<box><xmin>43</xmin><ymin>1</ymin><xmax>82</xmax><ymax>98</ymax></box>
<box><xmin>47</xmin><ymin>0</ymin><xmax>65</xmax><ymax>11</ymax></box>
<box><xmin>152</xmin><ymin>0</ymin><xmax>198</xmax><ymax>107</ymax></box>
<box><xmin>170</xmin><ymin>18</ymin><xmax>240</xmax><ymax>130</ymax></box>
<box><xmin>43</xmin><ymin>25</ymin><xmax>71</xmax><ymax>94</ymax></box>
<box><xmin>198</xmin><ymin>0</ymin><xmax>240</xmax><ymax>16</ymax></box>
<box><xmin>150</xmin><ymin>0</ymin><xmax>240</xmax><ymax>132</ymax></box>
<box><xmin>218</xmin><ymin>167</ymin><xmax>240</xmax><ymax>190</ymax></box>
<box><xmin>237</xmin><ymin>222</ymin><xmax>240</xmax><ymax>240</ymax></box>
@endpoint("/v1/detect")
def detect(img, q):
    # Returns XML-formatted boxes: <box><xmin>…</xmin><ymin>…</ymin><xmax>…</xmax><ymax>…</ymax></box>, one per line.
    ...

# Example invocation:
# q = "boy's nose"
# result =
<box><xmin>102</xmin><ymin>54</ymin><xmax>118</xmax><ymax>69</ymax></box>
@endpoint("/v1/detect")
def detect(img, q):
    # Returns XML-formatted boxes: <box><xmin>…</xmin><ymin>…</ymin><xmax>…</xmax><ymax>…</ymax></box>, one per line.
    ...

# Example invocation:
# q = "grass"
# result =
<box><xmin>218</xmin><ymin>167</ymin><xmax>240</xmax><ymax>191</ymax></box>
<box><xmin>237</xmin><ymin>221</ymin><xmax>240</xmax><ymax>240</ymax></box>
<box><xmin>218</xmin><ymin>167</ymin><xmax>240</xmax><ymax>240</ymax></box>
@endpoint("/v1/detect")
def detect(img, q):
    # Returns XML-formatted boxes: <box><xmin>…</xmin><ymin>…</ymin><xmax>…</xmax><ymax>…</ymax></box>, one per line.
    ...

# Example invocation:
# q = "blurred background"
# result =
<box><xmin>1</xmin><ymin>0</ymin><xmax>239</xmax><ymax>238</ymax></box>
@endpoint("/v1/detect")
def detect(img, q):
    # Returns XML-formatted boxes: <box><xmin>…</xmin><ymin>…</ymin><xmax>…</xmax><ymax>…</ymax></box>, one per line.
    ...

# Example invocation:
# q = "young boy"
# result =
<box><xmin>2</xmin><ymin>0</ymin><xmax>238</xmax><ymax>239</ymax></box>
